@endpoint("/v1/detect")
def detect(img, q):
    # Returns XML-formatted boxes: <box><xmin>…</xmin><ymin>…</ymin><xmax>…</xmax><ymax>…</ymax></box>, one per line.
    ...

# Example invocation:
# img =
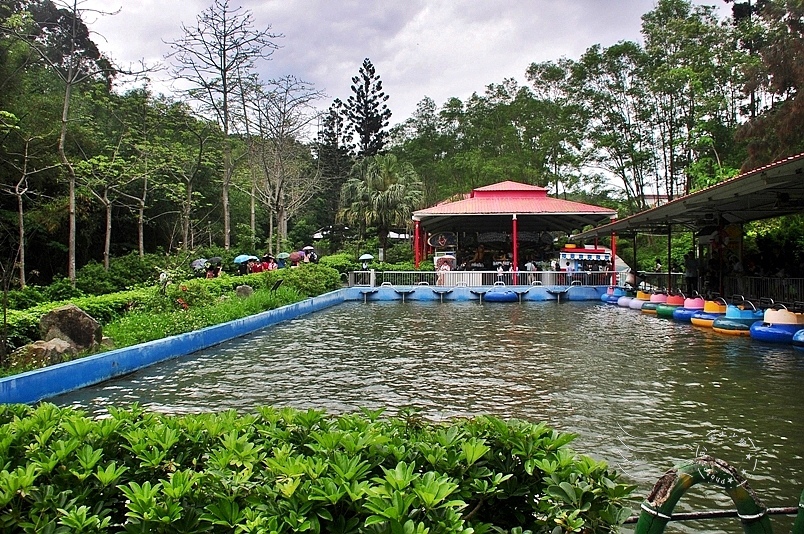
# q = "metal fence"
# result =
<box><xmin>720</xmin><ymin>275</ymin><xmax>804</xmax><ymax>304</ymax></box>
<box><xmin>348</xmin><ymin>270</ymin><xmax>627</xmax><ymax>287</ymax></box>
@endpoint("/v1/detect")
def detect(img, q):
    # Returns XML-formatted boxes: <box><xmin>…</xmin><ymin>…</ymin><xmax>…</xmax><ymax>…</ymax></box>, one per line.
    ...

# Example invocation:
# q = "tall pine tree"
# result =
<box><xmin>344</xmin><ymin>58</ymin><xmax>391</xmax><ymax>157</ymax></box>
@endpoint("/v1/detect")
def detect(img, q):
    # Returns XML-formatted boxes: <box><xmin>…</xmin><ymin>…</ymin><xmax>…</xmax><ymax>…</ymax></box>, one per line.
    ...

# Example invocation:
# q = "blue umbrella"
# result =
<box><xmin>233</xmin><ymin>254</ymin><xmax>252</xmax><ymax>264</ymax></box>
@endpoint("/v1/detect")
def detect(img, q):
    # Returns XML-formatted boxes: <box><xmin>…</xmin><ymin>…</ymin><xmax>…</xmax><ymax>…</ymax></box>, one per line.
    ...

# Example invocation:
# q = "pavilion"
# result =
<box><xmin>411</xmin><ymin>181</ymin><xmax>618</xmax><ymax>269</ymax></box>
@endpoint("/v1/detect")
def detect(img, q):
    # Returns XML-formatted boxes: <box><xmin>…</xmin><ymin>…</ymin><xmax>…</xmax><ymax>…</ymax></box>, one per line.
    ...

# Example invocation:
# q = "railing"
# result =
<box><xmin>348</xmin><ymin>270</ymin><xmax>627</xmax><ymax>287</ymax></box>
<box><xmin>720</xmin><ymin>275</ymin><xmax>804</xmax><ymax>305</ymax></box>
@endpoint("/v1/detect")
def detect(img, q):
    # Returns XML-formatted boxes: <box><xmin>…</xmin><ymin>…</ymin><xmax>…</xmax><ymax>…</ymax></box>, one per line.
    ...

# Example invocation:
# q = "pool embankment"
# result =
<box><xmin>1</xmin><ymin>284</ymin><xmax>607</xmax><ymax>404</ymax></box>
<box><xmin>0</xmin><ymin>289</ymin><xmax>347</xmax><ymax>405</ymax></box>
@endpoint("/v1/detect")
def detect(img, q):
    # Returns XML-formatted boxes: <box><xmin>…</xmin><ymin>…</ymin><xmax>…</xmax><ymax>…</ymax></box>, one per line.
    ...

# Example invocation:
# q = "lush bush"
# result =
<box><xmin>319</xmin><ymin>252</ymin><xmax>359</xmax><ymax>274</ymax></box>
<box><xmin>0</xmin><ymin>404</ymin><xmax>636</xmax><ymax>533</ymax></box>
<box><xmin>3</xmin><ymin>285</ymin><xmax>47</xmax><ymax>310</ymax></box>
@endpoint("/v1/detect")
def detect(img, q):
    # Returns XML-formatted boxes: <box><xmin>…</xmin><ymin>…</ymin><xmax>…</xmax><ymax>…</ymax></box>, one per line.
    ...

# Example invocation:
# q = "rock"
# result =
<box><xmin>10</xmin><ymin>338</ymin><xmax>77</xmax><ymax>368</ymax></box>
<box><xmin>39</xmin><ymin>304</ymin><xmax>102</xmax><ymax>351</ymax></box>
<box><xmin>235</xmin><ymin>285</ymin><xmax>254</xmax><ymax>298</ymax></box>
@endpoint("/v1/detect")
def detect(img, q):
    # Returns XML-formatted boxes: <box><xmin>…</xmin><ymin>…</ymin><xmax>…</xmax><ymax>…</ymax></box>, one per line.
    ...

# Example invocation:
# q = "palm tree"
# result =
<box><xmin>339</xmin><ymin>154</ymin><xmax>424</xmax><ymax>253</ymax></box>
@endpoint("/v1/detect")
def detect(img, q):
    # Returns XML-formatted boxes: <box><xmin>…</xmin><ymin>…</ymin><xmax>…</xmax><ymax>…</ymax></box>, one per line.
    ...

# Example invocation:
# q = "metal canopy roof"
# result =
<box><xmin>413</xmin><ymin>181</ymin><xmax>617</xmax><ymax>235</ymax></box>
<box><xmin>571</xmin><ymin>152</ymin><xmax>804</xmax><ymax>240</ymax></box>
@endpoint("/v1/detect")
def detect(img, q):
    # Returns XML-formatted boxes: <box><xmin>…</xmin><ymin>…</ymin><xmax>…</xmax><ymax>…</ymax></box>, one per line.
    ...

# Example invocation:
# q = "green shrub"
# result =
<box><xmin>42</xmin><ymin>276</ymin><xmax>84</xmax><ymax>301</ymax></box>
<box><xmin>0</xmin><ymin>404</ymin><xmax>636</xmax><ymax>533</ymax></box>
<box><xmin>75</xmin><ymin>261</ymin><xmax>118</xmax><ymax>295</ymax></box>
<box><xmin>3</xmin><ymin>286</ymin><xmax>46</xmax><ymax>310</ymax></box>
<box><xmin>319</xmin><ymin>252</ymin><xmax>359</xmax><ymax>274</ymax></box>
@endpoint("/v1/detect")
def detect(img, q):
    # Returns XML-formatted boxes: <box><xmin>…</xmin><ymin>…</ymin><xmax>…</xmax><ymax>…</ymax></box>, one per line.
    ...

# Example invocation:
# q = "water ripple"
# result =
<box><xmin>53</xmin><ymin>300</ymin><xmax>804</xmax><ymax>533</ymax></box>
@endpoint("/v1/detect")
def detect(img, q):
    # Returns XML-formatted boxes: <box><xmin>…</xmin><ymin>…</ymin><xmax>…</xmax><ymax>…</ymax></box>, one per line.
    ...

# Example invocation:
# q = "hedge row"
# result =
<box><xmin>0</xmin><ymin>404</ymin><xmax>636</xmax><ymax>533</ymax></box>
<box><xmin>2</xmin><ymin>264</ymin><xmax>342</xmax><ymax>355</ymax></box>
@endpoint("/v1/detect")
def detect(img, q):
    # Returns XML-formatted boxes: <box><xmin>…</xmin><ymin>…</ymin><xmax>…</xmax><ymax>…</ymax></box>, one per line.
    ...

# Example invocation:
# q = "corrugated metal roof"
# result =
<box><xmin>571</xmin><ymin>151</ymin><xmax>804</xmax><ymax>240</ymax></box>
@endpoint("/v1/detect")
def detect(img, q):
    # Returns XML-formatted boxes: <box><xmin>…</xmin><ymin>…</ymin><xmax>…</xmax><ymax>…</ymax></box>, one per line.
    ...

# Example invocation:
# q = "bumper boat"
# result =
<box><xmin>749</xmin><ymin>304</ymin><xmax>804</xmax><ymax>343</ymax></box>
<box><xmin>641</xmin><ymin>292</ymin><xmax>667</xmax><ymax>315</ymax></box>
<box><xmin>672</xmin><ymin>295</ymin><xmax>706</xmax><ymax>322</ymax></box>
<box><xmin>712</xmin><ymin>297</ymin><xmax>764</xmax><ymax>336</ymax></box>
<box><xmin>629</xmin><ymin>290</ymin><xmax>651</xmax><ymax>310</ymax></box>
<box><xmin>656</xmin><ymin>294</ymin><xmax>685</xmax><ymax>318</ymax></box>
<box><xmin>690</xmin><ymin>298</ymin><xmax>727</xmax><ymax>327</ymax></box>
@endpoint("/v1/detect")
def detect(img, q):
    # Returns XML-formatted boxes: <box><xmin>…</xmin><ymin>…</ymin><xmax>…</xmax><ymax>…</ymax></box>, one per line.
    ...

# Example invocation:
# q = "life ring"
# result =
<box><xmin>634</xmin><ymin>456</ymin><xmax>771</xmax><ymax>534</ymax></box>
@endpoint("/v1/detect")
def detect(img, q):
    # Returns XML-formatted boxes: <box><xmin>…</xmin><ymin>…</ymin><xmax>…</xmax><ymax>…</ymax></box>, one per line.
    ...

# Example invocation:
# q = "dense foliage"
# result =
<box><xmin>1</xmin><ymin>263</ymin><xmax>341</xmax><ymax>373</ymax></box>
<box><xmin>1</xmin><ymin>0</ymin><xmax>803</xmax><ymax>288</ymax></box>
<box><xmin>0</xmin><ymin>403</ymin><xmax>636</xmax><ymax>533</ymax></box>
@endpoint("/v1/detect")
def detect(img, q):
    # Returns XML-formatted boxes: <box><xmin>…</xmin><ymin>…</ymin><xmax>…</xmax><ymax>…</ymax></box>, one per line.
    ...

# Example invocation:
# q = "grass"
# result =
<box><xmin>102</xmin><ymin>285</ymin><xmax>305</xmax><ymax>349</ymax></box>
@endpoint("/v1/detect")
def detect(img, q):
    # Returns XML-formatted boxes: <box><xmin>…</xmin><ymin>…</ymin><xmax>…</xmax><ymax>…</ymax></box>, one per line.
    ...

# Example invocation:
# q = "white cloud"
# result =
<box><xmin>80</xmin><ymin>0</ymin><xmax>724</xmax><ymax>126</ymax></box>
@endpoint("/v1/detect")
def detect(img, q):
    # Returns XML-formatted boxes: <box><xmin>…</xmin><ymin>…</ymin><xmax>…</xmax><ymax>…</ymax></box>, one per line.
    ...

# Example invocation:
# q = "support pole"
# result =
<box><xmin>611</xmin><ymin>230</ymin><xmax>617</xmax><ymax>286</ymax></box>
<box><xmin>667</xmin><ymin>225</ymin><xmax>673</xmax><ymax>290</ymax></box>
<box><xmin>413</xmin><ymin>219</ymin><xmax>420</xmax><ymax>268</ymax></box>
<box><xmin>512</xmin><ymin>214</ymin><xmax>519</xmax><ymax>284</ymax></box>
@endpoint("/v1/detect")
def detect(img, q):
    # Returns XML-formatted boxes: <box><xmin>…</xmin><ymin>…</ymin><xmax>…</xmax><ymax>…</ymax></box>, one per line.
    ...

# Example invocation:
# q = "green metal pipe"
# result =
<box><xmin>634</xmin><ymin>456</ymin><xmax>773</xmax><ymax>534</ymax></box>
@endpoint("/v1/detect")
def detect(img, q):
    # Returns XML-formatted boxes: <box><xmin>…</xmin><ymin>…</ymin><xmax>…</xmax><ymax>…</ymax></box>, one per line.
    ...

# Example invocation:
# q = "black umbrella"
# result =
<box><xmin>208</xmin><ymin>256</ymin><xmax>222</xmax><ymax>265</ymax></box>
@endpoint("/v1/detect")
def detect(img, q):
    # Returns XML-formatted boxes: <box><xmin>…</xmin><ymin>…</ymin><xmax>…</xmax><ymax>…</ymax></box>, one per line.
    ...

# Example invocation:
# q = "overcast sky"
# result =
<box><xmin>81</xmin><ymin>0</ymin><xmax>726</xmax><ymax>128</ymax></box>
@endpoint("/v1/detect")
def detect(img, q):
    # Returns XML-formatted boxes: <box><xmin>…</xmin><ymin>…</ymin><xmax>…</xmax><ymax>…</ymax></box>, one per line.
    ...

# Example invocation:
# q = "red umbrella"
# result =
<box><xmin>288</xmin><ymin>251</ymin><xmax>303</xmax><ymax>263</ymax></box>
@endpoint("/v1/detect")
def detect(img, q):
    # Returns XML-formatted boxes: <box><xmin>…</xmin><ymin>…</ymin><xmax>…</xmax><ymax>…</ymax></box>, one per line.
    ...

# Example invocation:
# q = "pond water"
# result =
<box><xmin>53</xmin><ymin>301</ymin><xmax>804</xmax><ymax>533</ymax></box>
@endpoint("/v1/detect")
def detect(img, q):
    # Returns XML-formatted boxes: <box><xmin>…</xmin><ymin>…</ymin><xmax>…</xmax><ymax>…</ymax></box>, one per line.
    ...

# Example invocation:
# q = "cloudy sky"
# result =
<box><xmin>81</xmin><ymin>0</ymin><xmax>725</xmax><ymax>127</ymax></box>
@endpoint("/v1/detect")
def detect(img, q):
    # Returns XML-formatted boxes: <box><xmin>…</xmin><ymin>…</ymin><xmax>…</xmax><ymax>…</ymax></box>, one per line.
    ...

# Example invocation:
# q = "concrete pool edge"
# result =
<box><xmin>0</xmin><ymin>289</ymin><xmax>348</xmax><ymax>405</ymax></box>
<box><xmin>1</xmin><ymin>284</ymin><xmax>609</xmax><ymax>404</ymax></box>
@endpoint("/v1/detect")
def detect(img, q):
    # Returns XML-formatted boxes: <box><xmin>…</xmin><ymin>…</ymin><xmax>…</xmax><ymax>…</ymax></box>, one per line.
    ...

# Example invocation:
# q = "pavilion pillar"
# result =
<box><xmin>611</xmin><ymin>231</ymin><xmax>617</xmax><ymax>285</ymax></box>
<box><xmin>610</xmin><ymin>216</ymin><xmax>617</xmax><ymax>286</ymax></box>
<box><xmin>413</xmin><ymin>219</ymin><xmax>421</xmax><ymax>268</ymax></box>
<box><xmin>512</xmin><ymin>214</ymin><xmax>519</xmax><ymax>284</ymax></box>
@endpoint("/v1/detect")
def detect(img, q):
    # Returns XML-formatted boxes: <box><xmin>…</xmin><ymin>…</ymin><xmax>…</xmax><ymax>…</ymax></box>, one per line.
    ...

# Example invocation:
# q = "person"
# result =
<box><xmin>524</xmin><ymin>258</ymin><xmax>536</xmax><ymax>283</ymax></box>
<box><xmin>250</xmin><ymin>258</ymin><xmax>263</xmax><ymax>273</ymax></box>
<box><xmin>683</xmin><ymin>252</ymin><xmax>698</xmax><ymax>294</ymax></box>
<box><xmin>436</xmin><ymin>258</ymin><xmax>451</xmax><ymax>285</ymax></box>
<box><xmin>307</xmin><ymin>249</ymin><xmax>319</xmax><ymax>263</ymax></box>
<box><xmin>654</xmin><ymin>258</ymin><xmax>662</xmax><ymax>272</ymax></box>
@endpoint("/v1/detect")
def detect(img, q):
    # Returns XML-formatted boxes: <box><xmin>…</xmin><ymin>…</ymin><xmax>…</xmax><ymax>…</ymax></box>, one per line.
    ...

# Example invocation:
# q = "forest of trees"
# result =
<box><xmin>0</xmin><ymin>0</ymin><xmax>802</xmax><ymax>287</ymax></box>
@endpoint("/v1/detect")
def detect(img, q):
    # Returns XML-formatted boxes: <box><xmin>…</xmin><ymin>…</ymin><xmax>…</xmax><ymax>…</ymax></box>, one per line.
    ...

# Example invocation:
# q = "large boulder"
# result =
<box><xmin>39</xmin><ymin>304</ymin><xmax>102</xmax><ymax>352</ymax></box>
<box><xmin>235</xmin><ymin>284</ymin><xmax>254</xmax><ymax>298</ymax></box>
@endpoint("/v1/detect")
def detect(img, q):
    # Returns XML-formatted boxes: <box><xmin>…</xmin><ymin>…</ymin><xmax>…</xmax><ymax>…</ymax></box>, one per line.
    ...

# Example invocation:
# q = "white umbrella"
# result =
<box><xmin>359</xmin><ymin>253</ymin><xmax>374</xmax><ymax>261</ymax></box>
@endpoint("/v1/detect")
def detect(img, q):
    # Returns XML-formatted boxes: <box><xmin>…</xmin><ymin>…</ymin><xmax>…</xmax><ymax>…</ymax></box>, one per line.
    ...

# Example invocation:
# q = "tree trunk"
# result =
<box><xmin>138</xmin><ymin>198</ymin><xmax>145</xmax><ymax>258</ymax></box>
<box><xmin>59</xmin><ymin>76</ymin><xmax>76</xmax><ymax>285</ymax></box>
<box><xmin>222</xmin><ymin>143</ymin><xmax>232</xmax><ymax>250</ymax></box>
<box><xmin>104</xmin><ymin>191</ymin><xmax>112</xmax><ymax>271</ymax></box>
<box><xmin>182</xmin><ymin>183</ymin><xmax>193</xmax><ymax>250</ymax></box>
<box><xmin>16</xmin><ymin>191</ymin><xmax>25</xmax><ymax>289</ymax></box>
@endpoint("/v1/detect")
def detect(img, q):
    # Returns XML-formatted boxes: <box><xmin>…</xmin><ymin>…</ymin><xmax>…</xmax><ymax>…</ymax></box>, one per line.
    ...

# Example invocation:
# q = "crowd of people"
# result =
<box><xmin>197</xmin><ymin>248</ymin><xmax>319</xmax><ymax>278</ymax></box>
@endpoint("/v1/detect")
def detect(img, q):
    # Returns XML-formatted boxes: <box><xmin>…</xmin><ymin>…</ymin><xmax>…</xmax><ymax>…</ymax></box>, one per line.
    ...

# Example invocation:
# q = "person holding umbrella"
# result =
<box><xmin>276</xmin><ymin>252</ymin><xmax>290</xmax><ymax>268</ymax></box>
<box><xmin>303</xmin><ymin>245</ymin><xmax>318</xmax><ymax>263</ymax></box>
<box><xmin>359</xmin><ymin>253</ymin><xmax>373</xmax><ymax>270</ymax></box>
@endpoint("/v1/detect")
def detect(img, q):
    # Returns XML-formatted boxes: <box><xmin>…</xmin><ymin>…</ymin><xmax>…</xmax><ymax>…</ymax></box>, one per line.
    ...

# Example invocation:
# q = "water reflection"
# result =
<box><xmin>53</xmin><ymin>301</ymin><xmax>804</xmax><ymax>533</ymax></box>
